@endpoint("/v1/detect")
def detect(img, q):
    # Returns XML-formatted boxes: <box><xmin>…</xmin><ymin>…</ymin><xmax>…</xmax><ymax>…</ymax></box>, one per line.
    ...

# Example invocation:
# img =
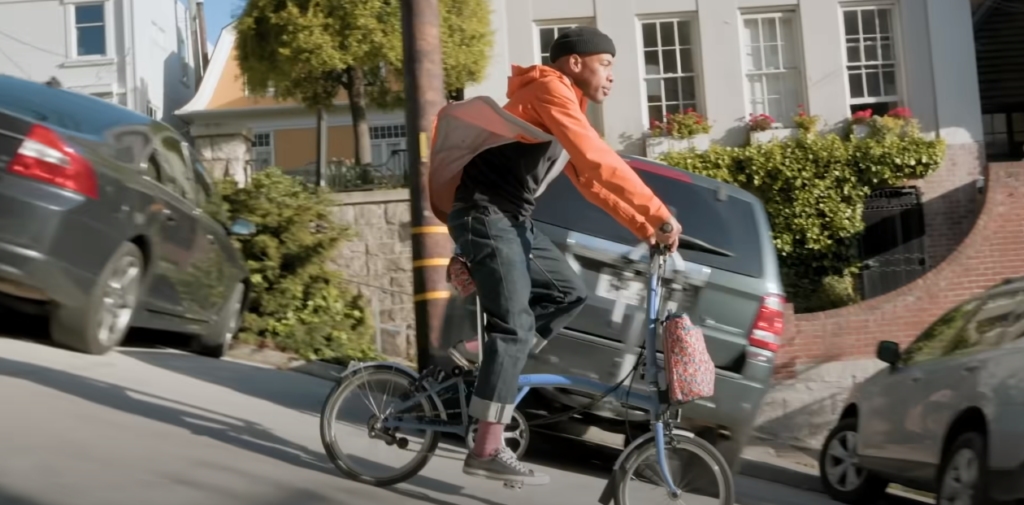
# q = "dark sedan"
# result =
<box><xmin>0</xmin><ymin>75</ymin><xmax>252</xmax><ymax>358</ymax></box>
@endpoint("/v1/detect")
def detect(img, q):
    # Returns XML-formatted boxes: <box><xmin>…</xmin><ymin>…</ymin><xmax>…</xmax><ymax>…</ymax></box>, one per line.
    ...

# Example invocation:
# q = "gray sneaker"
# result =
<box><xmin>463</xmin><ymin>446</ymin><xmax>550</xmax><ymax>485</ymax></box>
<box><xmin>448</xmin><ymin>337</ymin><xmax>558</xmax><ymax>371</ymax></box>
<box><xmin>448</xmin><ymin>341</ymin><xmax>480</xmax><ymax>369</ymax></box>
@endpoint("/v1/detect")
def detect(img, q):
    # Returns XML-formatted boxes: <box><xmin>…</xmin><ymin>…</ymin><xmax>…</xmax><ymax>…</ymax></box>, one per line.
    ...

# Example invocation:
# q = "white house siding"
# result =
<box><xmin>465</xmin><ymin>0</ymin><xmax>984</xmax><ymax>152</ymax></box>
<box><xmin>0</xmin><ymin>0</ymin><xmax>195</xmax><ymax>129</ymax></box>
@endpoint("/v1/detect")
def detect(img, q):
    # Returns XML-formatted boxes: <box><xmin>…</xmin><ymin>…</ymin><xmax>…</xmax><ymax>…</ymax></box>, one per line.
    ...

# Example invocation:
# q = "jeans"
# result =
<box><xmin>448</xmin><ymin>203</ymin><xmax>587</xmax><ymax>424</ymax></box>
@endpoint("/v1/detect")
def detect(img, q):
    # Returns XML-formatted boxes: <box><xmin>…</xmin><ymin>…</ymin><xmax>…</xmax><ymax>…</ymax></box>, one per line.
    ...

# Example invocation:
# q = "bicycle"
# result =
<box><xmin>319</xmin><ymin>238</ymin><xmax>736</xmax><ymax>505</ymax></box>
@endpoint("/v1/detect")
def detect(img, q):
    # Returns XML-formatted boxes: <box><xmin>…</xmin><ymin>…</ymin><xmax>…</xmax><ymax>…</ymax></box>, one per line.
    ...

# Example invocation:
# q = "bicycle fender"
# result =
<box><xmin>596</xmin><ymin>428</ymin><xmax>698</xmax><ymax>505</ymax></box>
<box><xmin>337</xmin><ymin>361</ymin><xmax>447</xmax><ymax>416</ymax></box>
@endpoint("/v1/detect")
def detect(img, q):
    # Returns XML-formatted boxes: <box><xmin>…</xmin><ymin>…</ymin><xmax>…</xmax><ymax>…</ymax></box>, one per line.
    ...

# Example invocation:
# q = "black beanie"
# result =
<box><xmin>548</xmin><ymin>26</ymin><xmax>616</xmax><ymax>64</ymax></box>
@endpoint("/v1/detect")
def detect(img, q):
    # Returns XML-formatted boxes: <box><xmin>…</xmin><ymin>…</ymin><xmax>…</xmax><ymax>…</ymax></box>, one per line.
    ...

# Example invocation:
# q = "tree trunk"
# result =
<box><xmin>345</xmin><ymin>66</ymin><xmax>373</xmax><ymax>166</ymax></box>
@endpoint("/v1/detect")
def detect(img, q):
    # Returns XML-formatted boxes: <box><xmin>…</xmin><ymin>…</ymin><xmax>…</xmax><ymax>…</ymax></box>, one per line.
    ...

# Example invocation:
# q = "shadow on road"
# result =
<box><xmin>119</xmin><ymin>347</ymin><xmax>331</xmax><ymax>416</ymax></box>
<box><xmin>0</xmin><ymin>355</ymin><xmax>337</xmax><ymax>478</ymax></box>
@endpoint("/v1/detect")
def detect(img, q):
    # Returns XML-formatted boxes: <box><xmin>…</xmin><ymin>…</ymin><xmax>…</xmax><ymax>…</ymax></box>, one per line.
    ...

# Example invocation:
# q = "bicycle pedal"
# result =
<box><xmin>501</xmin><ymin>481</ymin><xmax>523</xmax><ymax>491</ymax></box>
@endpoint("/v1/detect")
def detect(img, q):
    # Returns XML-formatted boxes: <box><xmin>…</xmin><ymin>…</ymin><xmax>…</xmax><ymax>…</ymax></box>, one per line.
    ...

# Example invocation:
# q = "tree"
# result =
<box><xmin>235</xmin><ymin>0</ymin><xmax>492</xmax><ymax>166</ymax></box>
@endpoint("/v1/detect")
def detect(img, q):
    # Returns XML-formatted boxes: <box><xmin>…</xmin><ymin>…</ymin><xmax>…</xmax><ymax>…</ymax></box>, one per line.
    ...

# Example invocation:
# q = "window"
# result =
<box><xmin>982</xmin><ymin>113</ymin><xmax>1024</xmax><ymax>158</ymax></box>
<box><xmin>960</xmin><ymin>290</ymin><xmax>1024</xmax><ymax>351</ymax></box>
<box><xmin>842</xmin><ymin>6</ymin><xmax>899</xmax><ymax>116</ymax></box>
<box><xmin>183</xmin><ymin>145</ymin><xmax>215</xmax><ymax>210</ymax></box>
<box><xmin>899</xmin><ymin>299</ymin><xmax>980</xmax><ymax>366</ymax></box>
<box><xmin>537</xmin><ymin>22</ymin><xmax>604</xmax><ymax>135</ymax></box>
<box><xmin>243</xmin><ymin>77</ymin><xmax>275</xmax><ymax>98</ymax></box>
<box><xmin>533</xmin><ymin>158</ymin><xmax>765</xmax><ymax>278</ymax></box>
<box><xmin>251</xmin><ymin>132</ymin><xmax>273</xmax><ymax>171</ymax></box>
<box><xmin>641</xmin><ymin>19</ymin><xmax>699</xmax><ymax>125</ymax></box>
<box><xmin>741</xmin><ymin>12</ymin><xmax>804</xmax><ymax>125</ymax></box>
<box><xmin>146</xmin><ymin>102</ymin><xmax>159</xmax><ymax>120</ymax></box>
<box><xmin>370</xmin><ymin>124</ymin><xmax>406</xmax><ymax>165</ymax></box>
<box><xmin>74</xmin><ymin>3</ymin><xmax>107</xmax><ymax>57</ymax></box>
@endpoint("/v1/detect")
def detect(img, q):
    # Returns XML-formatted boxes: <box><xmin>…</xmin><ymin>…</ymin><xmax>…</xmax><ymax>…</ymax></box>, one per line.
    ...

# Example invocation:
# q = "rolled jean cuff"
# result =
<box><xmin>468</xmin><ymin>396</ymin><xmax>516</xmax><ymax>424</ymax></box>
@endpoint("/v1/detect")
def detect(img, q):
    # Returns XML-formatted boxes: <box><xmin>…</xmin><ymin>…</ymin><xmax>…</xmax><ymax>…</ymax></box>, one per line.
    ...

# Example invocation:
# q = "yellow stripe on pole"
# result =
<box><xmin>411</xmin><ymin>226</ymin><xmax>448</xmax><ymax>234</ymax></box>
<box><xmin>413</xmin><ymin>258</ymin><xmax>450</xmax><ymax>267</ymax></box>
<box><xmin>414</xmin><ymin>291</ymin><xmax>451</xmax><ymax>302</ymax></box>
<box><xmin>419</xmin><ymin>132</ymin><xmax>429</xmax><ymax>161</ymax></box>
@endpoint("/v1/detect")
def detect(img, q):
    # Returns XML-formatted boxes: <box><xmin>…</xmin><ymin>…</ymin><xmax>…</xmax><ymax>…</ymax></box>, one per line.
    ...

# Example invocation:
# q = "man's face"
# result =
<box><xmin>567</xmin><ymin>53</ymin><xmax>615</xmax><ymax>104</ymax></box>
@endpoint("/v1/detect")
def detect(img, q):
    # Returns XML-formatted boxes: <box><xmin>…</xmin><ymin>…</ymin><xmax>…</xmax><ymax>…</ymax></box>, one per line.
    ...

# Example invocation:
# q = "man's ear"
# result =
<box><xmin>569</xmin><ymin>54</ymin><xmax>583</xmax><ymax>72</ymax></box>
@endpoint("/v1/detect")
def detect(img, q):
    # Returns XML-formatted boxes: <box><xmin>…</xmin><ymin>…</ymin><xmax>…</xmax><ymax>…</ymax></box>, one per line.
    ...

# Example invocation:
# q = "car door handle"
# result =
<box><xmin>963</xmin><ymin>363</ymin><xmax>982</xmax><ymax>373</ymax></box>
<box><xmin>206</xmin><ymin>234</ymin><xmax>216</xmax><ymax>243</ymax></box>
<box><xmin>909</xmin><ymin>374</ymin><xmax>923</xmax><ymax>383</ymax></box>
<box><xmin>161</xmin><ymin>208</ymin><xmax>176</xmax><ymax>224</ymax></box>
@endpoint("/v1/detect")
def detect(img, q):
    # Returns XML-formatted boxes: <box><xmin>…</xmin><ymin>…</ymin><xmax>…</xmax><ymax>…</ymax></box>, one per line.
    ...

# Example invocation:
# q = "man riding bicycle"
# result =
<box><xmin>428</xmin><ymin>26</ymin><xmax>681</xmax><ymax>485</ymax></box>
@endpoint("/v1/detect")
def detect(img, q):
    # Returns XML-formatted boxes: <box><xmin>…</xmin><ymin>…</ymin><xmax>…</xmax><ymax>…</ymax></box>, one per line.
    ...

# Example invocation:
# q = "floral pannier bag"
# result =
<box><xmin>662</xmin><ymin>313</ymin><xmax>716</xmax><ymax>405</ymax></box>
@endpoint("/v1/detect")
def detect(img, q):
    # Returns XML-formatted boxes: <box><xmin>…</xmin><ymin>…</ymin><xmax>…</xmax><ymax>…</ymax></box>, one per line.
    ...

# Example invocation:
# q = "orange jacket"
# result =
<box><xmin>429</xmin><ymin>65</ymin><xmax>672</xmax><ymax>240</ymax></box>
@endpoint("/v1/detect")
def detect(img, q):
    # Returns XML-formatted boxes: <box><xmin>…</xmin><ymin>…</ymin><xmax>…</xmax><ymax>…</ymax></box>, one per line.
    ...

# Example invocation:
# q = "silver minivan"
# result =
<box><xmin>820</xmin><ymin>278</ymin><xmax>1024</xmax><ymax>505</ymax></box>
<box><xmin>433</xmin><ymin>154</ymin><xmax>785</xmax><ymax>470</ymax></box>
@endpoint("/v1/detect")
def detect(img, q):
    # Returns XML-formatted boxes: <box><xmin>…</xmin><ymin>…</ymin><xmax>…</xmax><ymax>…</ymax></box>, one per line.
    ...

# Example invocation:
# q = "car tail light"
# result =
<box><xmin>749</xmin><ymin>294</ymin><xmax>785</xmax><ymax>352</ymax></box>
<box><xmin>6</xmin><ymin>124</ymin><xmax>98</xmax><ymax>198</ymax></box>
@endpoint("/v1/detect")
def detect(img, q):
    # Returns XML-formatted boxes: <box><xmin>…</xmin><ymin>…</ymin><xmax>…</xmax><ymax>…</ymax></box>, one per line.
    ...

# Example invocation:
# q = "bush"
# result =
<box><xmin>213</xmin><ymin>168</ymin><xmax>379</xmax><ymax>362</ymax></box>
<box><xmin>659</xmin><ymin>122</ymin><xmax>945</xmax><ymax>313</ymax></box>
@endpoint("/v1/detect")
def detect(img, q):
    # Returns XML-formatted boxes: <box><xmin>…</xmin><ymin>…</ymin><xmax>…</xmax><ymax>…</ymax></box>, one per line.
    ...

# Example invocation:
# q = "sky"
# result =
<box><xmin>203</xmin><ymin>0</ymin><xmax>245</xmax><ymax>47</ymax></box>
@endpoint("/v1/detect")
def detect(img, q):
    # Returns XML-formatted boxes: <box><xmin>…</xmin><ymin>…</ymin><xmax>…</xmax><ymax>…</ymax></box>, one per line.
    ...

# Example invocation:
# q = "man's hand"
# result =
<box><xmin>648</xmin><ymin>217</ymin><xmax>681</xmax><ymax>253</ymax></box>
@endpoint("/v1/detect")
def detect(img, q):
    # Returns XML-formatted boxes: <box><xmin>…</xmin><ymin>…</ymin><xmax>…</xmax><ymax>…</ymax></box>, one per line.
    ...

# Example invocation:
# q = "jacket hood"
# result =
<box><xmin>507</xmin><ymin>64</ymin><xmax>580</xmax><ymax>101</ymax></box>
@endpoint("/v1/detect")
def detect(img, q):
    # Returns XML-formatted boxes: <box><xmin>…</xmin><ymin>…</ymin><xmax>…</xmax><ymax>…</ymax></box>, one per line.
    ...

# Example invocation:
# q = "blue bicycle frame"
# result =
<box><xmin>378</xmin><ymin>251</ymin><xmax>681</xmax><ymax>495</ymax></box>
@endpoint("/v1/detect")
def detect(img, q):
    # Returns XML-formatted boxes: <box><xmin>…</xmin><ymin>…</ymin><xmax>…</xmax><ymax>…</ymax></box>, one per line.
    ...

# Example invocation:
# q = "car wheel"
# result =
<box><xmin>937</xmin><ymin>432</ymin><xmax>989</xmax><ymax>505</ymax></box>
<box><xmin>50</xmin><ymin>242</ymin><xmax>145</xmax><ymax>355</ymax></box>
<box><xmin>192</xmin><ymin>282</ymin><xmax>245</xmax><ymax>359</ymax></box>
<box><xmin>819</xmin><ymin>418</ymin><xmax>889</xmax><ymax>504</ymax></box>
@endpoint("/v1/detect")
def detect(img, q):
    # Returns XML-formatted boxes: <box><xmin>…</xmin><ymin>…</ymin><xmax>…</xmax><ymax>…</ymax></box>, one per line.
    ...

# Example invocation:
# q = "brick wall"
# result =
<box><xmin>777</xmin><ymin>161</ymin><xmax>1024</xmax><ymax>378</ymax></box>
<box><xmin>915</xmin><ymin>142</ymin><xmax>985</xmax><ymax>268</ymax></box>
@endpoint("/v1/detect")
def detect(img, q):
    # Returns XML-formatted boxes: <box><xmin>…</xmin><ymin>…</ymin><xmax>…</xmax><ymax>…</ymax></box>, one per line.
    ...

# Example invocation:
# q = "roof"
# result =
<box><xmin>176</xmin><ymin>22</ymin><xmax>239</xmax><ymax>115</ymax></box>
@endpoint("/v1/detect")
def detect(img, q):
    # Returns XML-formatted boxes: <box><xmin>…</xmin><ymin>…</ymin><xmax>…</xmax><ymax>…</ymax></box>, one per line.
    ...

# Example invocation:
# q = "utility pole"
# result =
<box><xmin>401</xmin><ymin>0</ymin><xmax>451</xmax><ymax>371</ymax></box>
<box><xmin>316</xmin><ymin>107</ymin><xmax>327</xmax><ymax>187</ymax></box>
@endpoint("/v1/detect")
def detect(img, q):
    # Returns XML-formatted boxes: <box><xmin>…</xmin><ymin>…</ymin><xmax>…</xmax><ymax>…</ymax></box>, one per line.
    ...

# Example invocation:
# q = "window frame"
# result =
<box><xmin>636</xmin><ymin>14</ymin><xmax>704</xmax><ymax>132</ymax></box>
<box><xmin>369</xmin><ymin>124</ymin><xmax>407</xmax><ymax>165</ymax></box>
<box><xmin>66</xmin><ymin>0</ymin><xmax>113</xmax><ymax>61</ymax></box>
<box><xmin>534</xmin><ymin>19</ymin><xmax>605</xmax><ymax>137</ymax></box>
<box><xmin>739</xmin><ymin>10</ymin><xmax>806</xmax><ymax>127</ymax></box>
<box><xmin>251</xmin><ymin>131</ymin><xmax>274</xmax><ymax>171</ymax></box>
<box><xmin>899</xmin><ymin>298</ymin><xmax>982</xmax><ymax>367</ymax></box>
<box><xmin>839</xmin><ymin>3</ymin><xmax>906</xmax><ymax>115</ymax></box>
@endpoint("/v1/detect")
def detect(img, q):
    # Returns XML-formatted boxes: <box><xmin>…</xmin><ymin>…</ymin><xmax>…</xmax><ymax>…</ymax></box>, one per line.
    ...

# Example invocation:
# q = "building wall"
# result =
<box><xmin>0</xmin><ymin>0</ymin><xmax>194</xmax><ymax>125</ymax></box>
<box><xmin>272</xmin><ymin>126</ymin><xmax>356</xmax><ymax>170</ymax></box>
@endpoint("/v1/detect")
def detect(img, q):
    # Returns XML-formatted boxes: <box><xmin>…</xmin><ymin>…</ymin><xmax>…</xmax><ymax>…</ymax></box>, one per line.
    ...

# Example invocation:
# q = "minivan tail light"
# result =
<box><xmin>6</xmin><ymin>124</ymin><xmax>98</xmax><ymax>198</ymax></box>
<box><xmin>749</xmin><ymin>294</ymin><xmax>785</xmax><ymax>352</ymax></box>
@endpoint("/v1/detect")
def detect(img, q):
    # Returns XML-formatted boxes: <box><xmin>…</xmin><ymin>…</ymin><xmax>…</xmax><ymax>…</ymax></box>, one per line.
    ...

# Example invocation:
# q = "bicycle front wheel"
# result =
<box><xmin>320</xmin><ymin>367</ymin><xmax>441</xmax><ymax>487</ymax></box>
<box><xmin>616</xmin><ymin>433</ymin><xmax>735</xmax><ymax>505</ymax></box>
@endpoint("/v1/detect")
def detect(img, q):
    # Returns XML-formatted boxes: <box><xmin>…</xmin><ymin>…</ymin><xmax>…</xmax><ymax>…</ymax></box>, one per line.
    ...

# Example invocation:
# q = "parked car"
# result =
<box><xmin>433</xmin><ymin>154</ymin><xmax>785</xmax><ymax>469</ymax></box>
<box><xmin>0</xmin><ymin>75</ymin><xmax>253</xmax><ymax>357</ymax></box>
<box><xmin>819</xmin><ymin>278</ymin><xmax>1024</xmax><ymax>505</ymax></box>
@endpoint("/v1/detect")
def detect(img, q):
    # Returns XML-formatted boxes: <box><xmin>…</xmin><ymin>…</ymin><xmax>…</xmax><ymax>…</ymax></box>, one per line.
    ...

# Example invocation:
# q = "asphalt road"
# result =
<box><xmin>0</xmin><ymin>328</ymin><xmax>852</xmax><ymax>505</ymax></box>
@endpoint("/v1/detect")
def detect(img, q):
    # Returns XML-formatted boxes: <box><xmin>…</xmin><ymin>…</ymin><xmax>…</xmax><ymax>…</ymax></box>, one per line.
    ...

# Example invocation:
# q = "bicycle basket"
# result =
<box><xmin>663</xmin><ymin>313</ymin><xmax>715</xmax><ymax>405</ymax></box>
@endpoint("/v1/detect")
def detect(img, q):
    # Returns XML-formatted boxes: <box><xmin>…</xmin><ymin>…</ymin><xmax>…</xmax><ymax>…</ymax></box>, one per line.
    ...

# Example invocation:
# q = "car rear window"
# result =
<box><xmin>0</xmin><ymin>76</ymin><xmax>146</xmax><ymax>137</ymax></box>
<box><xmin>533</xmin><ymin>161</ymin><xmax>765</xmax><ymax>278</ymax></box>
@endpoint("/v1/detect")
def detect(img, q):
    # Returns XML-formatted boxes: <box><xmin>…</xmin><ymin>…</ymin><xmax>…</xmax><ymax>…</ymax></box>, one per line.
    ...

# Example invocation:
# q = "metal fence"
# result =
<box><xmin>290</xmin><ymin>150</ymin><xmax>410</xmax><ymax>192</ymax></box>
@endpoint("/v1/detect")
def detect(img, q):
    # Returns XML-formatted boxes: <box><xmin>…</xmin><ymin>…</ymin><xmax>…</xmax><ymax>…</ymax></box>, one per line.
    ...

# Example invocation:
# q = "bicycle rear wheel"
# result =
<box><xmin>615</xmin><ymin>433</ymin><xmax>735</xmax><ymax>505</ymax></box>
<box><xmin>320</xmin><ymin>367</ymin><xmax>441</xmax><ymax>487</ymax></box>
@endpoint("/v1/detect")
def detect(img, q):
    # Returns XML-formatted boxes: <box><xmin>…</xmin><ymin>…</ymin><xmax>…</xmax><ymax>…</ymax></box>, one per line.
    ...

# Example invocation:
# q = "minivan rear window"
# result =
<box><xmin>533</xmin><ymin>163</ymin><xmax>765</xmax><ymax>278</ymax></box>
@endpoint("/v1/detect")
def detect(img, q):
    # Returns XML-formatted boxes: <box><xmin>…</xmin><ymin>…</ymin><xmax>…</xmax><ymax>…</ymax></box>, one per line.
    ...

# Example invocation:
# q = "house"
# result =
<box><xmin>0</xmin><ymin>0</ymin><xmax>198</xmax><ymax>130</ymax></box>
<box><xmin>467</xmin><ymin>0</ymin><xmax>986</xmax><ymax>293</ymax></box>
<box><xmin>175</xmin><ymin>23</ymin><xmax>408</xmax><ymax>175</ymax></box>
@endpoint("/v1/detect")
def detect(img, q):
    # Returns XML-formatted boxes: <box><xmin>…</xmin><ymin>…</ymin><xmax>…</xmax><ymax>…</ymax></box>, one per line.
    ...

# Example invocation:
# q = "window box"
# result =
<box><xmin>750</xmin><ymin>128</ymin><xmax>797</xmax><ymax>144</ymax></box>
<box><xmin>645</xmin><ymin>135</ymin><xmax>711</xmax><ymax>157</ymax></box>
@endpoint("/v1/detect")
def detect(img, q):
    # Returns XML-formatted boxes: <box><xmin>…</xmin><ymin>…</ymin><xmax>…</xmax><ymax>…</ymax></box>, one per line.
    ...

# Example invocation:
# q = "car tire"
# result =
<box><xmin>191</xmin><ymin>282</ymin><xmax>245</xmax><ymax>359</ymax></box>
<box><xmin>937</xmin><ymin>432</ymin><xmax>989</xmax><ymax>505</ymax></box>
<box><xmin>819</xmin><ymin>418</ymin><xmax>889</xmax><ymax>504</ymax></box>
<box><xmin>50</xmin><ymin>242</ymin><xmax>145</xmax><ymax>355</ymax></box>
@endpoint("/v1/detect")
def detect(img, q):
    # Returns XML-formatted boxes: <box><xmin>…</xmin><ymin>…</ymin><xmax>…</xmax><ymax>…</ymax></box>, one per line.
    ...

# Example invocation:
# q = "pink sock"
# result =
<box><xmin>472</xmin><ymin>421</ymin><xmax>504</xmax><ymax>458</ymax></box>
<box><xmin>462</xmin><ymin>339</ymin><xmax>480</xmax><ymax>354</ymax></box>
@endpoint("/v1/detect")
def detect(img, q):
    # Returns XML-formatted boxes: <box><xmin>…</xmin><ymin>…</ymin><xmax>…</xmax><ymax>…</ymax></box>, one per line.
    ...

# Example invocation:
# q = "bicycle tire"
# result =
<box><xmin>615</xmin><ymin>433</ymin><xmax>735</xmax><ymax>505</ymax></box>
<box><xmin>319</xmin><ymin>367</ymin><xmax>441</xmax><ymax>487</ymax></box>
